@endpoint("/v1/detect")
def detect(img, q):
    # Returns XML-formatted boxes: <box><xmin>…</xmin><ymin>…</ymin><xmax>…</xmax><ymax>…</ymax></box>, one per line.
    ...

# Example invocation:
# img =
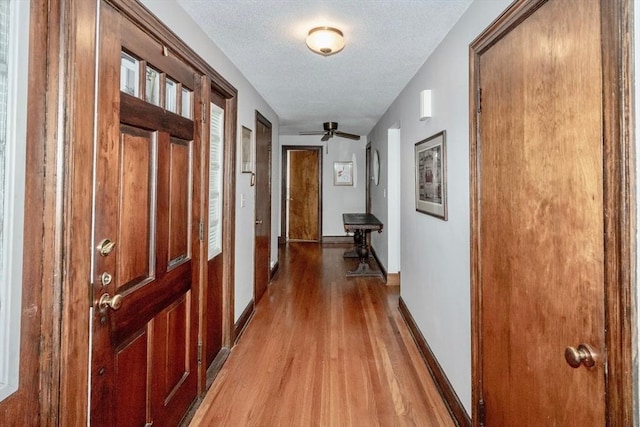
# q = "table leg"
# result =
<box><xmin>343</xmin><ymin>232</ymin><xmax>359</xmax><ymax>258</ymax></box>
<box><xmin>346</xmin><ymin>229</ymin><xmax>382</xmax><ymax>278</ymax></box>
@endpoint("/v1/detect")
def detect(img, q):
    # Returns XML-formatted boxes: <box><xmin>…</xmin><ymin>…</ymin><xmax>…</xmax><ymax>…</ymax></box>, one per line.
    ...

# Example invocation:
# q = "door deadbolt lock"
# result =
<box><xmin>98</xmin><ymin>239</ymin><xmax>116</xmax><ymax>256</ymax></box>
<box><xmin>100</xmin><ymin>272</ymin><xmax>113</xmax><ymax>287</ymax></box>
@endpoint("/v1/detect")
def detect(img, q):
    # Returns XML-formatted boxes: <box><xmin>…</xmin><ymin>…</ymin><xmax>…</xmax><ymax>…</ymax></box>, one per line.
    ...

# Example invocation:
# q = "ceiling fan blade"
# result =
<box><xmin>321</xmin><ymin>133</ymin><xmax>331</xmax><ymax>142</ymax></box>
<box><xmin>299</xmin><ymin>131</ymin><xmax>326</xmax><ymax>135</ymax></box>
<box><xmin>335</xmin><ymin>131</ymin><xmax>361</xmax><ymax>140</ymax></box>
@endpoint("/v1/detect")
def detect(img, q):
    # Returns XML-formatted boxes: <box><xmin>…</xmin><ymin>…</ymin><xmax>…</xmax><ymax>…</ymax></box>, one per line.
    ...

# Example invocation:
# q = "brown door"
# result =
<box><xmin>254</xmin><ymin>113</ymin><xmax>272</xmax><ymax>304</ymax></box>
<box><xmin>472</xmin><ymin>0</ymin><xmax>608</xmax><ymax>424</ymax></box>
<box><xmin>288</xmin><ymin>149</ymin><xmax>320</xmax><ymax>241</ymax></box>
<box><xmin>366</xmin><ymin>144</ymin><xmax>372</xmax><ymax>214</ymax></box>
<box><xmin>91</xmin><ymin>4</ymin><xmax>201</xmax><ymax>425</ymax></box>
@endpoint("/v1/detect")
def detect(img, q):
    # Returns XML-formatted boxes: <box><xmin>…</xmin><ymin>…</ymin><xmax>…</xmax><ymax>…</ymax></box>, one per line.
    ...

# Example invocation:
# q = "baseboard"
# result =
<box><xmin>370</xmin><ymin>245</ymin><xmax>387</xmax><ymax>282</ymax></box>
<box><xmin>386</xmin><ymin>272</ymin><xmax>401</xmax><ymax>287</ymax></box>
<box><xmin>234</xmin><ymin>299</ymin><xmax>255</xmax><ymax>344</ymax></box>
<box><xmin>398</xmin><ymin>297</ymin><xmax>471</xmax><ymax>427</ymax></box>
<box><xmin>270</xmin><ymin>261</ymin><xmax>280</xmax><ymax>281</ymax></box>
<box><xmin>321</xmin><ymin>235</ymin><xmax>353</xmax><ymax>244</ymax></box>
<box><xmin>205</xmin><ymin>347</ymin><xmax>231</xmax><ymax>389</ymax></box>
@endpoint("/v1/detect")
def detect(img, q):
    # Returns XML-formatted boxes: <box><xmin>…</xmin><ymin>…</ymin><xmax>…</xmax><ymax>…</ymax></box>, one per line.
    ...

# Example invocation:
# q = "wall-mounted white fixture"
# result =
<box><xmin>306</xmin><ymin>27</ymin><xmax>344</xmax><ymax>56</ymax></box>
<box><xmin>420</xmin><ymin>89</ymin><xmax>432</xmax><ymax>120</ymax></box>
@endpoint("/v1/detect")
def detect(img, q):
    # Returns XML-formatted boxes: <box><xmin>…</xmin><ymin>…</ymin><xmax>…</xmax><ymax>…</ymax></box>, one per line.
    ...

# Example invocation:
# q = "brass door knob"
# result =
<box><xmin>255</xmin><ymin>219</ymin><xmax>263</xmax><ymax>225</ymax></box>
<box><xmin>99</xmin><ymin>293</ymin><xmax>123</xmax><ymax>311</ymax></box>
<box><xmin>565</xmin><ymin>344</ymin><xmax>595</xmax><ymax>368</ymax></box>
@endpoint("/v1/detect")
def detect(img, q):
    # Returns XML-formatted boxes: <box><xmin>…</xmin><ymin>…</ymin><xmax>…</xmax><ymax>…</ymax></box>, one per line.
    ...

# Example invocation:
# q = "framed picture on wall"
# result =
<box><xmin>240</xmin><ymin>126</ymin><xmax>253</xmax><ymax>173</ymax></box>
<box><xmin>414</xmin><ymin>130</ymin><xmax>447</xmax><ymax>220</ymax></box>
<box><xmin>333</xmin><ymin>161</ymin><xmax>353</xmax><ymax>186</ymax></box>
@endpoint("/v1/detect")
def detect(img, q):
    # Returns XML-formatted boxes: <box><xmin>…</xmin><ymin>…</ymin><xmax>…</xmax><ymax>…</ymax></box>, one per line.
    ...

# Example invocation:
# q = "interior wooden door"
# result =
<box><xmin>254</xmin><ymin>113</ymin><xmax>272</xmax><ymax>304</ymax></box>
<box><xmin>471</xmin><ymin>0</ymin><xmax>608</xmax><ymax>424</ymax></box>
<box><xmin>288</xmin><ymin>149</ymin><xmax>320</xmax><ymax>241</ymax></box>
<box><xmin>90</xmin><ymin>4</ymin><xmax>201</xmax><ymax>425</ymax></box>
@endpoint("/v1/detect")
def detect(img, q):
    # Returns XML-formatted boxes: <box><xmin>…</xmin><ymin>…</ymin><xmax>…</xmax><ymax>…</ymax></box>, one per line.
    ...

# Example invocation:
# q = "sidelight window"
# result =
<box><xmin>0</xmin><ymin>0</ymin><xmax>29</xmax><ymax>402</ymax></box>
<box><xmin>208</xmin><ymin>103</ymin><xmax>224</xmax><ymax>259</ymax></box>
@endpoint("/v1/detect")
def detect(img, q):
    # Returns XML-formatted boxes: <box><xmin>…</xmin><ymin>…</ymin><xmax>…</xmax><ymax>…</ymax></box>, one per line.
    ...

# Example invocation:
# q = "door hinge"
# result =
<box><xmin>199</xmin><ymin>221</ymin><xmax>204</xmax><ymax>242</ymax></box>
<box><xmin>197</xmin><ymin>341</ymin><xmax>203</xmax><ymax>365</ymax></box>
<box><xmin>478</xmin><ymin>398</ymin><xmax>486</xmax><ymax>427</ymax></box>
<box><xmin>477</xmin><ymin>88</ymin><xmax>482</xmax><ymax>113</ymax></box>
<box><xmin>202</xmin><ymin>102</ymin><xmax>207</xmax><ymax>124</ymax></box>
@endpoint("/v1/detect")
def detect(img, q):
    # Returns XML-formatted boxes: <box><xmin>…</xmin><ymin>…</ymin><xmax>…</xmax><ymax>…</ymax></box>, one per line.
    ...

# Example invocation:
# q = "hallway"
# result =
<box><xmin>190</xmin><ymin>243</ymin><xmax>454</xmax><ymax>426</ymax></box>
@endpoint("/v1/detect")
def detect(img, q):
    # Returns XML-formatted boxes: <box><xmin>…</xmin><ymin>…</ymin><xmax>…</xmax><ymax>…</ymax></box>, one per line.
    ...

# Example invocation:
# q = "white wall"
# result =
<box><xmin>139</xmin><ymin>0</ymin><xmax>280</xmax><ymax>321</ymax></box>
<box><xmin>279</xmin><ymin>135</ymin><xmax>366</xmax><ymax>237</ymax></box>
<box><xmin>367</xmin><ymin>0</ymin><xmax>511</xmax><ymax>413</ymax></box>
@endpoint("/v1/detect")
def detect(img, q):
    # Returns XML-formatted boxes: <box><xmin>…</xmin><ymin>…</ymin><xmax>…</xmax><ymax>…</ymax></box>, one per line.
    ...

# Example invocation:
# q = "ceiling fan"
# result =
<box><xmin>299</xmin><ymin>121</ymin><xmax>361</xmax><ymax>142</ymax></box>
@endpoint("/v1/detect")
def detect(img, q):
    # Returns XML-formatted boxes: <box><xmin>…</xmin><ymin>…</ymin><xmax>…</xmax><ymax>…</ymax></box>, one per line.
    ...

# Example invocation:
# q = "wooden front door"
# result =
<box><xmin>90</xmin><ymin>4</ymin><xmax>201</xmax><ymax>425</ymax></box>
<box><xmin>288</xmin><ymin>149</ymin><xmax>320</xmax><ymax>241</ymax></box>
<box><xmin>471</xmin><ymin>0</ymin><xmax>632</xmax><ymax>424</ymax></box>
<box><xmin>254</xmin><ymin>113</ymin><xmax>272</xmax><ymax>304</ymax></box>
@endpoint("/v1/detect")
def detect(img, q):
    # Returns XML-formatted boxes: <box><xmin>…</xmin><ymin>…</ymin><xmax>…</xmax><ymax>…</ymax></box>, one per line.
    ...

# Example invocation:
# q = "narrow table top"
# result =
<box><xmin>342</xmin><ymin>213</ymin><xmax>384</xmax><ymax>232</ymax></box>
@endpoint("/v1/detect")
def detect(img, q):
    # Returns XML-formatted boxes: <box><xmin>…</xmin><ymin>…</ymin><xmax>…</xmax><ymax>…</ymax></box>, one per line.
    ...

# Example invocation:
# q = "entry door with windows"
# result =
<box><xmin>90</xmin><ymin>4</ymin><xmax>202</xmax><ymax>425</ymax></box>
<box><xmin>471</xmin><ymin>0</ymin><xmax>631</xmax><ymax>424</ymax></box>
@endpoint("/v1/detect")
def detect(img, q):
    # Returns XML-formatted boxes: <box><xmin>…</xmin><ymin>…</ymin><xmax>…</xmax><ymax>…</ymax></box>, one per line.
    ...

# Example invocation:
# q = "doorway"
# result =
<box><xmin>470</xmin><ymin>0</ymin><xmax>633</xmax><ymax>424</ymax></box>
<box><xmin>281</xmin><ymin>146</ymin><xmax>322</xmax><ymax>242</ymax></box>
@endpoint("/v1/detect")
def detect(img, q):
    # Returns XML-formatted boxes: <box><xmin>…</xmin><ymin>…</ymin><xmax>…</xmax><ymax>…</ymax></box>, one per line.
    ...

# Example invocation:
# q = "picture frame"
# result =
<box><xmin>415</xmin><ymin>130</ymin><xmax>447</xmax><ymax>220</ymax></box>
<box><xmin>333</xmin><ymin>161</ymin><xmax>353</xmax><ymax>186</ymax></box>
<box><xmin>240</xmin><ymin>126</ymin><xmax>253</xmax><ymax>173</ymax></box>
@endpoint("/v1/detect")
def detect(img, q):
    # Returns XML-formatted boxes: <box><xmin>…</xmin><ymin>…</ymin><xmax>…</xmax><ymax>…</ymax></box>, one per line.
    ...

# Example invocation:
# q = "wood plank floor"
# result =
<box><xmin>190</xmin><ymin>243</ymin><xmax>455</xmax><ymax>427</ymax></box>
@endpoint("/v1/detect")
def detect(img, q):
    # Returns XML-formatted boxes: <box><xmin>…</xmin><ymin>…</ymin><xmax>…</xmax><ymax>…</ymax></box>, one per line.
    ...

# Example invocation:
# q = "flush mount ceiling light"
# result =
<box><xmin>306</xmin><ymin>26</ymin><xmax>344</xmax><ymax>56</ymax></box>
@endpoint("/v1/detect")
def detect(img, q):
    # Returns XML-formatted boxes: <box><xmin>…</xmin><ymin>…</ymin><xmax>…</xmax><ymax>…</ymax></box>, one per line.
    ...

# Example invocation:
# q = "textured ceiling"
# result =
<box><xmin>177</xmin><ymin>0</ymin><xmax>473</xmax><ymax>136</ymax></box>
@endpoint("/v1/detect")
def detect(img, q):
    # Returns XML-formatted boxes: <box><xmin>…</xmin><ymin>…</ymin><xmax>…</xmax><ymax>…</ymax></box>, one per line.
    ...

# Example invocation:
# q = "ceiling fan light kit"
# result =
<box><xmin>306</xmin><ymin>26</ymin><xmax>344</xmax><ymax>56</ymax></box>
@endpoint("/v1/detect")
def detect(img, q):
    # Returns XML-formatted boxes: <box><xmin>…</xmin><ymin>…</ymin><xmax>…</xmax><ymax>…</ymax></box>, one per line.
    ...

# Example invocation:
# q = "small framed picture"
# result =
<box><xmin>241</xmin><ymin>126</ymin><xmax>253</xmax><ymax>173</ymax></box>
<box><xmin>333</xmin><ymin>161</ymin><xmax>353</xmax><ymax>186</ymax></box>
<box><xmin>415</xmin><ymin>130</ymin><xmax>447</xmax><ymax>220</ymax></box>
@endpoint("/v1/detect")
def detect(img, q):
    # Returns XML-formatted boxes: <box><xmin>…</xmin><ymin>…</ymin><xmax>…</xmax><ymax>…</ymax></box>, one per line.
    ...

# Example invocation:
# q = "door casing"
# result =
<box><xmin>469</xmin><ymin>0</ymin><xmax>634</xmax><ymax>424</ymax></box>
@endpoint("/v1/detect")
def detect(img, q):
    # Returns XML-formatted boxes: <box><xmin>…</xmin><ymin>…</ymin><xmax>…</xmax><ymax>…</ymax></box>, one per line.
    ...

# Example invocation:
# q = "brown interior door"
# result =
<box><xmin>288</xmin><ymin>149</ymin><xmax>320</xmax><ymax>241</ymax></box>
<box><xmin>254</xmin><ymin>113</ymin><xmax>272</xmax><ymax>304</ymax></box>
<box><xmin>91</xmin><ymin>4</ymin><xmax>201</xmax><ymax>425</ymax></box>
<box><xmin>473</xmin><ymin>0</ymin><xmax>606</xmax><ymax>424</ymax></box>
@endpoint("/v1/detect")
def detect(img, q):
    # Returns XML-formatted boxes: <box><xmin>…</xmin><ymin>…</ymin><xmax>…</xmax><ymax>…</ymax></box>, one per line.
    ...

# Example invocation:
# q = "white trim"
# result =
<box><xmin>0</xmin><ymin>0</ymin><xmax>30</xmax><ymax>402</ymax></box>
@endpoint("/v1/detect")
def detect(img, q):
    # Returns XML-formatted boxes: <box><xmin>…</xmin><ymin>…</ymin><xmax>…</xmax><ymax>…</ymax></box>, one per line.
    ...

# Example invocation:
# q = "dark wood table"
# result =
<box><xmin>342</xmin><ymin>213</ymin><xmax>383</xmax><ymax>277</ymax></box>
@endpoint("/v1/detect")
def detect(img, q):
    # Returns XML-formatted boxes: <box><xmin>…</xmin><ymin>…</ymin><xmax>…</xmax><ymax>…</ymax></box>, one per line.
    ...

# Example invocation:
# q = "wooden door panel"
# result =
<box><xmin>289</xmin><ymin>150</ymin><xmax>319</xmax><ymax>241</ymax></box>
<box><xmin>474</xmin><ymin>0</ymin><xmax>605</xmax><ymax>424</ymax></box>
<box><xmin>116</xmin><ymin>126</ymin><xmax>154</xmax><ymax>291</ymax></box>
<box><xmin>114</xmin><ymin>330</ymin><xmax>148</xmax><ymax>427</ymax></box>
<box><xmin>168</xmin><ymin>138</ymin><xmax>192</xmax><ymax>267</ymax></box>
<box><xmin>152</xmin><ymin>291</ymin><xmax>196</xmax><ymax>426</ymax></box>
<box><xmin>206</xmin><ymin>254</ymin><xmax>223</xmax><ymax>365</ymax></box>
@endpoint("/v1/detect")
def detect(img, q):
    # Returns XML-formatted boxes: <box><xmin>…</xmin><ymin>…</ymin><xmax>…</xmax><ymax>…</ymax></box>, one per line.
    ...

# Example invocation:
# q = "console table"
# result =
<box><xmin>342</xmin><ymin>213</ymin><xmax>383</xmax><ymax>278</ymax></box>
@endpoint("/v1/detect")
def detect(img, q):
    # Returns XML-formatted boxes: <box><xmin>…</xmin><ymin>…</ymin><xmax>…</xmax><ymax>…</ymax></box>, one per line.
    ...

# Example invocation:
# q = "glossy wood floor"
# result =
<box><xmin>190</xmin><ymin>243</ymin><xmax>455</xmax><ymax>427</ymax></box>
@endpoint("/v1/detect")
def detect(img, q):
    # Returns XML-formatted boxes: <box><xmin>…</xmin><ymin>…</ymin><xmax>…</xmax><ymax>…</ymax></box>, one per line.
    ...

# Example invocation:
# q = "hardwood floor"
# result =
<box><xmin>190</xmin><ymin>243</ymin><xmax>455</xmax><ymax>426</ymax></box>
